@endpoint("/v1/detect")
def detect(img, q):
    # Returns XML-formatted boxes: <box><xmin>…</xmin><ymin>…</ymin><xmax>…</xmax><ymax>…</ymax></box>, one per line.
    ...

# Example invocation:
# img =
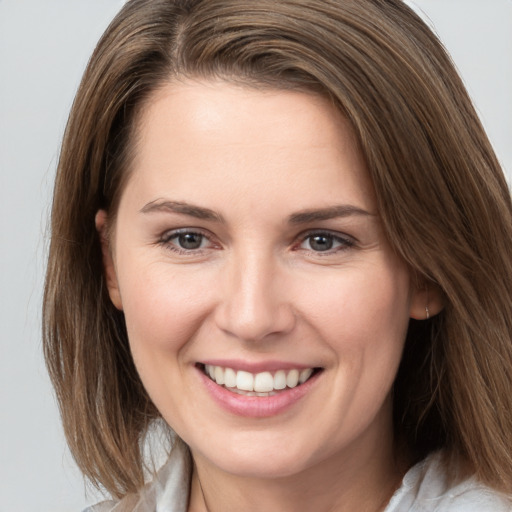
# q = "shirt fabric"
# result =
<box><xmin>84</xmin><ymin>444</ymin><xmax>511</xmax><ymax>512</ymax></box>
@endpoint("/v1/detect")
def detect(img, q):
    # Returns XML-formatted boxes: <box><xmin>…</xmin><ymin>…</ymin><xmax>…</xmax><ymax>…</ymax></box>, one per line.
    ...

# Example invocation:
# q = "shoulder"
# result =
<box><xmin>82</xmin><ymin>501</ymin><xmax>118</xmax><ymax>512</ymax></box>
<box><xmin>386</xmin><ymin>452</ymin><xmax>512</xmax><ymax>512</ymax></box>
<box><xmin>82</xmin><ymin>495</ymin><xmax>141</xmax><ymax>512</ymax></box>
<box><xmin>82</xmin><ymin>441</ymin><xmax>192</xmax><ymax>512</ymax></box>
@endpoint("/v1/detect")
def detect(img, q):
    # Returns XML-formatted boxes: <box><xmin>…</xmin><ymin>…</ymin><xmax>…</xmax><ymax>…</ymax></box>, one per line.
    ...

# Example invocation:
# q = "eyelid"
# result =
<box><xmin>294</xmin><ymin>229</ymin><xmax>357</xmax><ymax>252</ymax></box>
<box><xmin>157</xmin><ymin>227</ymin><xmax>356</xmax><ymax>256</ymax></box>
<box><xmin>159</xmin><ymin>227</ymin><xmax>219</xmax><ymax>254</ymax></box>
<box><xmin>160</xmin><ymin>227</ymin><xmax>210</xmax><ymax>242</ymax></box>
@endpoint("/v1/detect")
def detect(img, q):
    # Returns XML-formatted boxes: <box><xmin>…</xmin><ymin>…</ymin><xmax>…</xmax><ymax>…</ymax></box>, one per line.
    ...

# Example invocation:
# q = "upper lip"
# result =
<box><xmin>198</xmin><ymin>359</ymin><xmax>320</xmax><ymax>374</ymax></box>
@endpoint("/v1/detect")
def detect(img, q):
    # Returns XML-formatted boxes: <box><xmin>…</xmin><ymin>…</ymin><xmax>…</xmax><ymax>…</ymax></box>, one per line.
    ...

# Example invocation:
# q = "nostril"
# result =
<box><xmin>214</xmin><ymin>302</ymin><xmax>296</xmax><ymax>343</ymax></box>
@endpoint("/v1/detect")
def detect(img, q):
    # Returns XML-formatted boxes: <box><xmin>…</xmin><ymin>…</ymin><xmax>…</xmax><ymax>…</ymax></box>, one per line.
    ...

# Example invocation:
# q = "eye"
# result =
<box><xmin>299</xmin><ymin>231</ymin><xmax>354</xmax><ymax>253</ymax></box>
<box><xmin>160</xmin><ymin>229</ymin><xmax>213</xmax><ymax>253</ymax></box>
<box><xmin>174</xmin><ymin>232</ymin><xmax>206</xmax><ymax>250</ymax></box>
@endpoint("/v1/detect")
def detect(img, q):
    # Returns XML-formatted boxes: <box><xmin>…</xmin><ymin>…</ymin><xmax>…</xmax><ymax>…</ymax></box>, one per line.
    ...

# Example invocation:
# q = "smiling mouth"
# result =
<box><xmin>198</xmin><ymin>364</ymin><xmax>322</xmax><ymax>397</ymax></box>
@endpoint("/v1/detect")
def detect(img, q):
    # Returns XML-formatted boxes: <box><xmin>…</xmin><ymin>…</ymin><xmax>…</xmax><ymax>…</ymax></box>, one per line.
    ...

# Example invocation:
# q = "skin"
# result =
<box><xmin>97</xmin><ymin>80</ymin><xmax>440</xmax><ymax>511</ymax></box>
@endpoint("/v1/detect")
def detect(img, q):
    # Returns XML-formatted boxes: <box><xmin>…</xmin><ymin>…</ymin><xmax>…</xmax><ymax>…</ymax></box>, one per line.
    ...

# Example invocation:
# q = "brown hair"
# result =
<box><xmin>43</xmin><ymin>0</ymin><xmax>512</xmax><ymax>499</ymax></box>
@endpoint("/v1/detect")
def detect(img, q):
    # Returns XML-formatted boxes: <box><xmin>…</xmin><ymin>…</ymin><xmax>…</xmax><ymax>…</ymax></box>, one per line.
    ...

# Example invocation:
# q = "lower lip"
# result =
<box><xmin>197</xmin><ymin>367</ymin><xmax>321</xmax><ymax>418</ymax></box>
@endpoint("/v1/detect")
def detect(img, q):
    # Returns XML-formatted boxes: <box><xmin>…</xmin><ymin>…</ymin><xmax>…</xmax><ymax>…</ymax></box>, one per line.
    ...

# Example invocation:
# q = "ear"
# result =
<box><xmin>409</xmin><ymin>281</ymin><xmax>444</xmax><ymax>320</ymax></box>
<box><xmin>95</xmin><ymin>210</ymin><xmax>123</xmax><ymax>310</ymax></box>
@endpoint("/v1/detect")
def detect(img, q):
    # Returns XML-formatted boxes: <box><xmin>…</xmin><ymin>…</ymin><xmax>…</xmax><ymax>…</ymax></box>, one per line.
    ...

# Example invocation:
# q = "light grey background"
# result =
<box><xmin>1</xmin><ymin>1</ymin><xmax>510</xmax><ymax>511</ymax></box>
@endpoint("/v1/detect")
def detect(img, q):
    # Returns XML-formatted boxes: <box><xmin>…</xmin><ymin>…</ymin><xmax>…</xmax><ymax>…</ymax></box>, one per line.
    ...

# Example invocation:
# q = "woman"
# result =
<box><xmin>43</xmin><ymin>0</ymin><xmax>512</xmax><ymax>510</ymax></box>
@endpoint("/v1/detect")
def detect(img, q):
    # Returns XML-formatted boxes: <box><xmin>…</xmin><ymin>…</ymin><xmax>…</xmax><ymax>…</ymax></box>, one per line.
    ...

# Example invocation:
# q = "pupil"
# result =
<box><xmin>310</xmin><ymin>235</ymin><xmax>332</xmax><ymax>251</ymax></box>
<box><xmin>178</xmin><ymin>233</ymin><xmax>202</xmax><ymax>249</ymax></box>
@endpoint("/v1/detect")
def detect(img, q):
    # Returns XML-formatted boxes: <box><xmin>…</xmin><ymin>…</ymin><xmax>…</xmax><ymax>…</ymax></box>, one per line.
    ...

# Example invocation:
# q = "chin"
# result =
<box><xmin>188</xmin><ymin>430</ymin><xmax>323</xmax><ymax>479</ymax></box>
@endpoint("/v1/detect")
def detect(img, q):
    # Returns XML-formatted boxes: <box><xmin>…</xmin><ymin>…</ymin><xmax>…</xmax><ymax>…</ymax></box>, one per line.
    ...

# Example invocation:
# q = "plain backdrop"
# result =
<box><xmin>1</xmin><ymin>1</ymin><xmax>511</xmax><ymax>511</ymax></box>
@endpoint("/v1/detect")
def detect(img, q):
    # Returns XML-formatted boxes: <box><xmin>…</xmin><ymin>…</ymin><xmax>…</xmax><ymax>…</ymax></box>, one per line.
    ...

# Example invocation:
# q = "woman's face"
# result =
<box><xmin>99</xmin><ymin>80</ymin><xmax>424</xmax><ymax>479</ymax></box>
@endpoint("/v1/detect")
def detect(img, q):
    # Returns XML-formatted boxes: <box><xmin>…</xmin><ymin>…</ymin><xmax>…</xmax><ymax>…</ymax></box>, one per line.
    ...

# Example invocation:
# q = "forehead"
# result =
<box><xmin>124</xmin><ymin>79</ymin><xmax>375</xmax><ymax>214</ymax></box>
<box><xmin>138</xmin><ymin>80</ymin><xmax>356</xmax><ymax>150</ymax></box>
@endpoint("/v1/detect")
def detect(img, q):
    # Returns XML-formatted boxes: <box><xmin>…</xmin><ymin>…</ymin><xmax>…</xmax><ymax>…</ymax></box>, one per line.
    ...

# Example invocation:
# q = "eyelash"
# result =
<box><xmin>159</xmin><ymin>228</ymin><xmax>214</xmax><ymax>255</ymax></box>
<box><xmin>295</xmin><ymin>230</ymin><xmax>355</xmax><ymax>255</ymax></box>
<box><xmin>159</xmin><ymin>229</ymin><xmax>355</xmax><ymax>255</ymax></box>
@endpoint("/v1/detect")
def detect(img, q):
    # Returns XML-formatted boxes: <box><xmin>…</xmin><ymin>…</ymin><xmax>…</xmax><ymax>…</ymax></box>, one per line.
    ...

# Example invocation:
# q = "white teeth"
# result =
<box><xmin>254</xmin><ymin>371</ymin><xmax>274</xmax><ymax>393</ymax></box>
<box><xmin>286</xmin><ymin>369</ymin><xmax>299</xmax><ymax>388</ymax></box>
<box><xmin>274</xmin><ymin>370</ymin><xmax>287</xmax><ymax>390</ymax></box>
<box><xmin>299</xmin><ymin>368</ymin><xmax>313</xmax><ymax>384</ymax></box>
<box><xmin>236</xmin><ymin>370</ymin><xmax>254</xmax><ymax>391</ymax></box>
<box><xmin>203</xmin><ymin>365</ymin><xmax>316</xmax><ymax>394</ymax></box>
<box><xmin>214</xmin><ymin>366</ymin><xmax>224</xmax><ymax>385</ymax></box>
<box><xmin>224</xmin><ymin>367</ymin><xmax>237</xmax><ymax>388</ymax></box>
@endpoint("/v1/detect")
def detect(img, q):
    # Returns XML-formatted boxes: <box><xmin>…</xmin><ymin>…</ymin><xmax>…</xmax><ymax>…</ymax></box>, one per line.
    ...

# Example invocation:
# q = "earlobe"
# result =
<box><xmin>409</xmin><ymin>282</ymin><xmax>444</xmax><ymax>320</ymax></box>
<box><xmin>95</xmin><ymin>210</ymin><xmax>123</xmax><ymax>311</ymax></box>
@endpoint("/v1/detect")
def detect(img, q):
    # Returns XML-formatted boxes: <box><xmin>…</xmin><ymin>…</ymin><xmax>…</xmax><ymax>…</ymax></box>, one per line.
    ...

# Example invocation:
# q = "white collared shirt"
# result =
<box><xmin>85</xmin><ymin>445</ymin><xmax>511</xmax><ymax>512</ymax></box>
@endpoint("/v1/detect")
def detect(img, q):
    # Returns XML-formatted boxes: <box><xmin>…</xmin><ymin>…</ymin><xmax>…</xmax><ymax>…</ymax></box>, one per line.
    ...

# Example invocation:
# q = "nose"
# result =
<box><xmin>214</xmin><ymin>250</ymin><xmax>296</xmax><ymax>343</ymax></box>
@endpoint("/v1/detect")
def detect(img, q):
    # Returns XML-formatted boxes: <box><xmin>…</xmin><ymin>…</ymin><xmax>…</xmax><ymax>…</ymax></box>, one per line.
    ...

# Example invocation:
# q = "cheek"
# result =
<box><xmin>115</xmin><ymin>262</ymin><xmax>219</xmax><ymax>421</ymax></box>
<box><xmin>298</xmin><ymin>264</ymin><xmax>411</xmax><ymax>433</ymax></box>
<box><xmin>294</xmin><ymin>263</ymin><xmax>411</xmax><ymax>350</ymax></box>
<box><xmin>116</xmin><ymin>258</ymin><xmax>216</xmax><ymax>366</ymax></box>
<box><xmin>293</xmin><ymin>260</ymin><xmax>411</xmax><ymax>419</ymax></box>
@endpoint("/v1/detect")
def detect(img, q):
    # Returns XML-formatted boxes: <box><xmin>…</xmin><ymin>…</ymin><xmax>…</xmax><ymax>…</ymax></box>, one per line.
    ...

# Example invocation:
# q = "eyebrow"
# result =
<box><xmin>140</xmin><ymin>199</ymin><xmax>374</xmax><ymax>224</ymax></box>
<box><xmin>140</xmin><ymin>199</ymin><xmax>225</xmax><ymax>222</ymax></box>
<box><xmin>288</xmin><ymin>205</ymin><xmax>375</xmax><ymax>224</ymax></box>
